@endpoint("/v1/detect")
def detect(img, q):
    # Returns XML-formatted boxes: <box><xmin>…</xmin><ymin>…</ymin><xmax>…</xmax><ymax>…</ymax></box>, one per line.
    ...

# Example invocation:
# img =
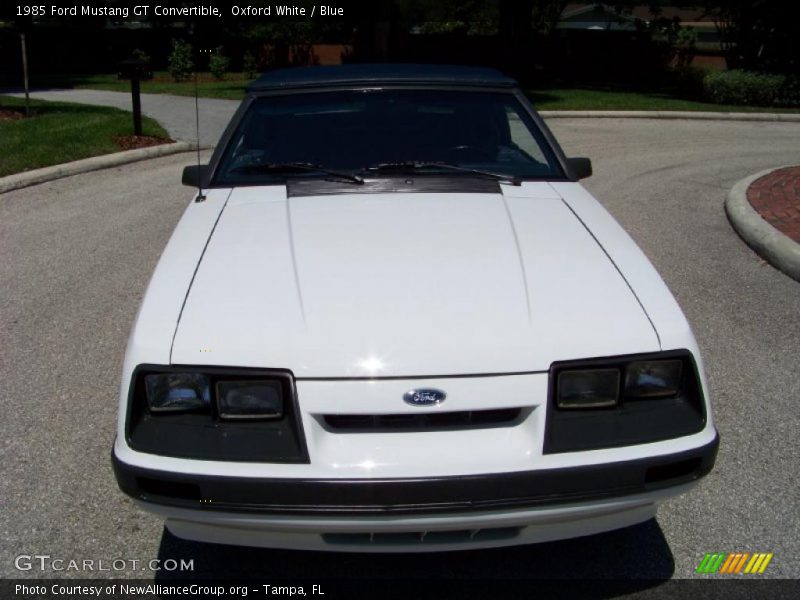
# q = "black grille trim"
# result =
<box><xmin>322</xmin><ymin>408</ymin><xmax>522</xmax><ymax>432</ymax></box>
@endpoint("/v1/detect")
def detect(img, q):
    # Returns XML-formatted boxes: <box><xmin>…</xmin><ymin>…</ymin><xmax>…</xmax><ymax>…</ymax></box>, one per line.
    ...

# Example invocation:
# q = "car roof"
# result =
<box><xmin>247</xmin><ymin>64</ymin><xmax>518</xmax><ymax>92</ymax></box>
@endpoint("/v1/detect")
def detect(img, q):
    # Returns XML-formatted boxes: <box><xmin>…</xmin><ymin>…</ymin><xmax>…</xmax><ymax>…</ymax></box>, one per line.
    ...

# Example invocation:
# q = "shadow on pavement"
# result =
<box><xmin>154</xmin><ymin>517</ymin><xmax>674</xmax><ymax>594</ymax></box>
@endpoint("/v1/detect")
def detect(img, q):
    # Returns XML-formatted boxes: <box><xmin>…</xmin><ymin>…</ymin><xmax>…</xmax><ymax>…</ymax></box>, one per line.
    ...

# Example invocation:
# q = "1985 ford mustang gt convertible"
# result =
<box><xmin>113</xmin><ymin>64</ymin><xmax>718</xmax><ymax>552</ymax></box>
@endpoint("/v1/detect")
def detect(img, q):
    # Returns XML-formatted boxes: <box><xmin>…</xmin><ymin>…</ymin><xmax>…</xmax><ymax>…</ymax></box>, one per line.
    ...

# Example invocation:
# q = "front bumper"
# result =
<box><xmin>147</xmin><ymin>487</ymin><xmax>680</xmax><ymax>552</ymax></box>
<box><xmin>113</xmin><ymin>433</ymin><xmax>717</xmax><ymax>550</ymax></box>
<box><xmin>114</xmin><ymin>434</ymin><xmax>717</xmax><ymax>515</ymax></box>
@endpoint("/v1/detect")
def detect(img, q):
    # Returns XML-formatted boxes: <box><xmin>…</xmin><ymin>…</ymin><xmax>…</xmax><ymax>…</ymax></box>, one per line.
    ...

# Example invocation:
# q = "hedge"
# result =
<box><xmin>703</xmin><ymin>69</ymin><xmax>798</xmax><ymax>107</ymax></box>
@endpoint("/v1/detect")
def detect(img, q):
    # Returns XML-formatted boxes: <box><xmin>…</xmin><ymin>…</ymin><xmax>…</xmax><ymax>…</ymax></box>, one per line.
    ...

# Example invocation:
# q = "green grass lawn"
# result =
<box><xmin>0</xmin><ymin>95</ymin><xmax>171</xmax><ymax>177</ymax></box>
<box><xmin>33</xmin><ymin>71</ymin><xmax>800</xmax><ymax>113</ymax></box>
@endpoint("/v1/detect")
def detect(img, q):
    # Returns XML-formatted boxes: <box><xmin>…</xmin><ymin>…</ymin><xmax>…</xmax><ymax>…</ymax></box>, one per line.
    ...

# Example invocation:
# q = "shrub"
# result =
<box><xmin>209</xmin><ymin>46</ymin><xmax>230</xmax><ymax>81</ymax></box>
<box><xmin>702</xmin><ymin>69</ymin><xmax>786</xmax><ymax>106</ymax></box>
<box><xmin>243</xmin><ymin>51</ymin><xmax>259</xmax><ymax>79</ymax></box>
<box><xmin>167</xmin><ymin>39</ymin><xmax>194</xmax><ymax>82</ymax></box>
<box><xmin>777</xmin><ymin>76</ymin><xmax>800</xmax><ymax>107</ymax></box>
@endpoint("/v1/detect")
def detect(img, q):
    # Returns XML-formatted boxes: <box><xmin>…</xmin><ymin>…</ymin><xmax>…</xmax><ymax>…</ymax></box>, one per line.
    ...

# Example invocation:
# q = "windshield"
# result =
<box><xmin>214</xmin><ymin>89</ymin><xmax>564</xmax><ymax>185</ymax></box>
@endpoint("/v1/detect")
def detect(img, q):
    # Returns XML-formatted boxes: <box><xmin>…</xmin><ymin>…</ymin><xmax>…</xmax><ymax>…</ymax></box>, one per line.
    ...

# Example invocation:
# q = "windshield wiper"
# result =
<box><xmin>231</xmin><ymin>162</ymin><xmax>364</xmax><ymax>184</ymax></box>
<box><xmin>366</xmin><ymin>161</ymin><xmax>521</xmax><ymax>185</ymax></box>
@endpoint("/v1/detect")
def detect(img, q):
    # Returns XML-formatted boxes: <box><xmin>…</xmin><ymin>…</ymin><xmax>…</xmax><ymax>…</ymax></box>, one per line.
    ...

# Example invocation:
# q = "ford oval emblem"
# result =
<box><xmin>403</xmin><ymin>388</ymin><xmax>446</xmax><ymax>407</ymax></box>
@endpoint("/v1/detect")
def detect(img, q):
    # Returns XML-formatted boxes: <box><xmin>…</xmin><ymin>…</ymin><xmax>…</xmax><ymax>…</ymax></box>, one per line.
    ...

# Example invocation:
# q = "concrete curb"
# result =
<box><xmin>0</xmin><ymin>141</ymin><xmax>197</xmax><ymax>195</ymax></box>
<box><xmin>540</xmin><ymin>110</ymin><xmax>800</xmax><ymax>122</ymax></box>
<box><xmin>725</xmin><ymin>166</ymin><xmax>800</xmax><ymax>283</ymax></box>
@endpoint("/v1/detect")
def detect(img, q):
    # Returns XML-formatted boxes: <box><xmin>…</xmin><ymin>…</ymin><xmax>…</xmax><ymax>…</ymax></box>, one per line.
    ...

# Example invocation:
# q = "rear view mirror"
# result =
<box><xmin>182</xmin><ymin>164</ymin><xmax>210</xmax><ymax>188</ymax></box>
<box><xmin>566</xmin><ymin>157</ymin><xmax>592</xmax><ymax>180</ymax></box>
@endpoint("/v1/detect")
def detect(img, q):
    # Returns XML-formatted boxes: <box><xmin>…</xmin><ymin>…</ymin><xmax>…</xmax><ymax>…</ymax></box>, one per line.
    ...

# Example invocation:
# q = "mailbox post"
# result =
<box><xmin>118</xmin><ymin>59</ymin><xmax>153</xmax><ymax>136</ymax></box>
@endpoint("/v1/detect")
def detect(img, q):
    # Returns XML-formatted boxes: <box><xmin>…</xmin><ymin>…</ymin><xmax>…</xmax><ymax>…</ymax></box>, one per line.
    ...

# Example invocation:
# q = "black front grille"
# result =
<box><xmin>323</xmin><ymin>408</ymin><xmax>522</xmax><ymax>432</ymax></box>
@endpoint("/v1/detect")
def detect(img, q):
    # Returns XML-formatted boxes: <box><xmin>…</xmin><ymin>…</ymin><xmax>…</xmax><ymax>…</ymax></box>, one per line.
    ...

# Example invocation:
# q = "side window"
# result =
<box><xmin>505</xmin><ymin>106</ymin><xmax>548</xmax><ymax>164</ymax></box>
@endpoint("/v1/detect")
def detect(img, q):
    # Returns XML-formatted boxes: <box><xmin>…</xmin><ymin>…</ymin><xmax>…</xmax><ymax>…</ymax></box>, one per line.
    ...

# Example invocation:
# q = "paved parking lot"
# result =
<box><xmin>1</xmin><ymin>118</ymin><xmax>798</xmax><ymax>585</ymax></box>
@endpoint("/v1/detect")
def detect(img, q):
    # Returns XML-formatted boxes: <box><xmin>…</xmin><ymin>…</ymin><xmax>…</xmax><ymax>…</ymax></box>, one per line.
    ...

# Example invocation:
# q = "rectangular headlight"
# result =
<box><xmin>625</xmin><ymin>360</ymin><xmax>683</xmax><ymax>398</ymax></box>
<box><xmin>145</xmin><ymin>373</ymin><xmax>210</xmax><ymax>413</ymax></box>
<box><xmin>216</xmin><ymin>380</ymin><xmax>283</xmax><ymax>420</ymax></box>
<box><xmin>557</xmin><ymin>369</ymin><xmax>620</xmax><ymax>409</ymax></box>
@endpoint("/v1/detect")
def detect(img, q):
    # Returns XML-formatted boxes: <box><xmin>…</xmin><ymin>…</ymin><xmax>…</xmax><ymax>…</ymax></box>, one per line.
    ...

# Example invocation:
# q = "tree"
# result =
<box><xmin>167</xmin><ymin>39</ymin><xmax>194</xmax><ymax>82</ymax></box>
<box><xmin>209</xmin><ymin>46</ymin><xmax>230</xmax><ymax>80</ymax></box>
<box><xmin>703</xmin><ymin>0</ymin><xmax>799</xmax><ymax>73</ymax></box>
<box><xmin>415</xmin><ymin>0</ymin><xmax>499</xmax><ymax>35</ymax></box>
<box><xmin>530</xmin><ymin>0</ymin><xmax>570</xmax><ymax>34</ymax></box>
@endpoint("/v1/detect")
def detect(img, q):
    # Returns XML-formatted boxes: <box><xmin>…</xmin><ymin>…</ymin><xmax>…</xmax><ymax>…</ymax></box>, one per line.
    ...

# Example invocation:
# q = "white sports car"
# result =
<box><xmin>113</xmin><ymin>64</ymin><xmax>718</xmax><ymax>552</ymax></box>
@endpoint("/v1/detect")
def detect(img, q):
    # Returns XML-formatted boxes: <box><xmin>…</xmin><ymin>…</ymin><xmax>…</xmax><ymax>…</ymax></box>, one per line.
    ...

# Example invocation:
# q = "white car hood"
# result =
<box><xmin>171</xmin><ymin>183</ymin><xmax>658</xmax><ymax>376</ymax></box>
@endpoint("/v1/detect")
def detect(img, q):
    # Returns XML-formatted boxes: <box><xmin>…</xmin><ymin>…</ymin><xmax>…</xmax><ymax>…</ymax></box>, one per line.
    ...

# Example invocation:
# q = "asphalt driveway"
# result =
<box><xmin>3</xmin><ymin>89</ymin><xmax>238</xmax><ymax>147</ymax></box>
<box><xmin>1</xmin><ymin>118</ymin><xmax>798</xmax><ymax>586</ymax></box>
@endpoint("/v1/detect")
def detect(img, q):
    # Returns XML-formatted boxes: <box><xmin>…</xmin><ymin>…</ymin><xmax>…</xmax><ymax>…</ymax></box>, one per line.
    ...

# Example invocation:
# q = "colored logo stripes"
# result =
<box><xmin>696</xmin><ymin>552</ymin><xmax>773</xmax><ymax>574</ymax></box>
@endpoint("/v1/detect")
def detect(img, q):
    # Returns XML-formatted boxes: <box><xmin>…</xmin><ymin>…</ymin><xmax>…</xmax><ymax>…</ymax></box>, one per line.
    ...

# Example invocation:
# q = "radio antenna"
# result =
<box><xmin>193</xmin><ymin>69</ymin><xmax>206</xmax><ymax>202</ymax></box>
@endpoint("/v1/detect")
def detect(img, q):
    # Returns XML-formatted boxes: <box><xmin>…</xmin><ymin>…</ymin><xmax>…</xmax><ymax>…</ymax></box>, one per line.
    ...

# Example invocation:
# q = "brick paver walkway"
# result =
<box><xmin>747</xmin><ymin>166</ymin><xmax>800</xmax><ymax>243</ymax></box>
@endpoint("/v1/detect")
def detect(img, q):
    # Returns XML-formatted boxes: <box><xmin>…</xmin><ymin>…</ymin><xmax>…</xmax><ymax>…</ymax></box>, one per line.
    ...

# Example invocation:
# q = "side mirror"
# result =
<box><xmin>566</xmin><ymin>157</ymin><xmax>592</xmax><ymax>180</ymax></box>
<box><xmin>182</xmin><ymin>164</ymin><xmax>210</xmax><ymax>188</ymax></box>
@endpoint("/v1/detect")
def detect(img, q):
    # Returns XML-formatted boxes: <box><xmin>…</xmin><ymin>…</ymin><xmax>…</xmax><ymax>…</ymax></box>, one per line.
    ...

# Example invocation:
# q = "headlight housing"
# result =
<box><xmin>126</xmin><ymin>365</ymin><xmax>308</xmax><ymax>463</ymax></box>
<box><xmin>546</xmin><ymin>350</ymin><xmax>706</xmax><ymax>453</ymax></box>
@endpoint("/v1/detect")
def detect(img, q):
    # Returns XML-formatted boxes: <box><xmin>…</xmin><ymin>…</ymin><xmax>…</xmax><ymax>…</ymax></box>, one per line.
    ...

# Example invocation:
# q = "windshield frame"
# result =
<box><xmin>206</xmin><ymin>84</ymin><xmax>575</xmax><ymax>189</ymax></box>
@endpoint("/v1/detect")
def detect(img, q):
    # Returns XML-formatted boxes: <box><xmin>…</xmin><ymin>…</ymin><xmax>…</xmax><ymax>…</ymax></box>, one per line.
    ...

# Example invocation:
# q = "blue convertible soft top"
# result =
<box><xmin>247</xmin><ymin>64</ymin><xmax>518</xmax><ymax>92</ymax></box>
